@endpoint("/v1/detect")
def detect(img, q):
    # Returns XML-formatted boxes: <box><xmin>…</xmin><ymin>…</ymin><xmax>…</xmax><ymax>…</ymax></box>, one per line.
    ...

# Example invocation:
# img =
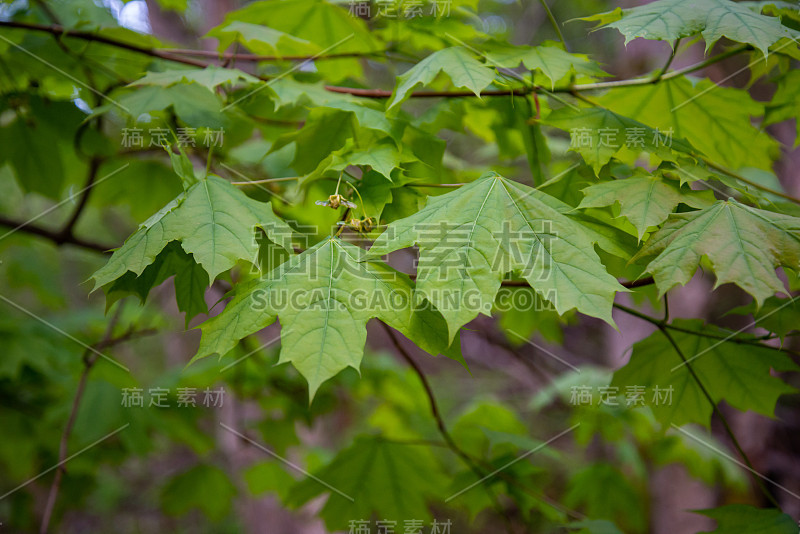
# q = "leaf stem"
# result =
<box><xmin>538</xmin><ymin>0</ymin><xmax>569</xmax><ymax>51</ymax></box>
<box><xmin>652</xmin><ymin>38</ymin><xmax>681</xmax><ymax>82</ymax></box>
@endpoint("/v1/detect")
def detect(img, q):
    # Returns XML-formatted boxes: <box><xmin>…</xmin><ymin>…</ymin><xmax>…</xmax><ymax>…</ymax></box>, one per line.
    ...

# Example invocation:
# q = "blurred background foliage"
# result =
<box><xmin>0</xmin><ymin>0</ymin><xmax>799</xmax><ymax>533</ymax></box>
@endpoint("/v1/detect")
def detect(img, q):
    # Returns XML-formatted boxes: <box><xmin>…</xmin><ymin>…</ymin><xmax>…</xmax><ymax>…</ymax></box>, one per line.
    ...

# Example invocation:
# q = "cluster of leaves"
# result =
<box><xmin>2</xmin><ymin>0</ymin><xmax>800</xmax><ymax>532</ymax></box>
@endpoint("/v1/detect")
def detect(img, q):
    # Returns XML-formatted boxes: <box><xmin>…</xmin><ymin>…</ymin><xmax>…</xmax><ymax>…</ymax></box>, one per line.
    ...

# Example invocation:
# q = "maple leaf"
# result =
<box><xmin>92</xmin><ymin>175</ymin><xmax>295</xmax><ymax>287</ymax></box>
<box><xmin>387</xmin><ymin>47</ymin><xmax>496</xmax><ymax>110</ymax></box>
<box><xmin>370</xmin><ymin>173</ymin><xmax>626</xmax><ymax>339</ymax></box>
<box><xmin>583</xmin><ymin>0</ymin><xmax>797</xmax><ymax>57</ymax></box>
<box><xmin>632</xmin><ymin>199</ymin><xmax>800</xmax><ymax>304</ymax></box>
<box><xmin>578</xmin><ymin>171</ymin><xmax>713</xmax><ymax>240</ymax></box>
<box><xmin>192</xmin><ymin>237</ymin><xmax>460</xmax><ymax>398</ymax></box>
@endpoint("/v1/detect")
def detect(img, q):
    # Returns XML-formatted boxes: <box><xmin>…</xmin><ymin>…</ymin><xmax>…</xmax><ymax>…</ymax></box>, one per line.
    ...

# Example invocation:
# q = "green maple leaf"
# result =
<box><xmin>632</xmin><ymin>199</ymin><xmax>800</xmax><ymax>304</ymax></box>
<box><xmin>205</xmin><ymin>21</ymin><xmax>319</xmax><ymax>57</ymax></box>
<box><xmin>583</xmin><ymin>0</ymin><xmax>797</xmax><ymax>57</ymax></box>
<box><xmin>369</xmin><ymin>173</ymin><xmax>626</xmax><ymax>340</ymax></box>
<box><xmin>600</xmin><ymin>77</ymin><xmax>779</xmax><ymax>171</ymax></box>
<box><xmin>387</xmin><ymin>47</ymin><xmax>496</xmax><ymax>110</ymax></box>
<box><xmin>225</xmin><ymin>0</ymin><xmax>378</xmax><ymax>53</ymax></box>
<box><xmin>611</xmin><ymin>320</ymin><xmax>798</xmax><ymax>427</ymax></box>
<box><xmin>544</xmin><ymin>106</ymin><xmax>695</xmax><ymax>173</ymax></box>
<box><xmin>486</xmin><ymin>43</ymin><xmax>608</xmax><ymax>89</ymax></box>
<box><xmin>116</xmin><ymin>83</ymin><xmax>226</xmax><ymax>127</ymax></box>
<box><xmin>696</xmin><ymin>504</ymin><xmax>799</xmax><ymax>534</ymax></box>
<box><xmin>130</xmin><ymin>65</ymin><xmax>259</xmax><ymax>92</ymax></box>
<box><xmin>578</xmin><ymin>171</ymin><xmax>713</xmax><ymax>240</ymax></box>
<box><xmin>286</xmin><ymin>436</ymin><xmax>444</xmax><ymax>529</ymax></box>
<box><xmin>192</xmin><ymin>237</ymin><xmax>460</xmax><ymax>398</ymax></box>
<box><xmin>92</xmin><ymin>175</ymin><xmax>294</xmax><ymax>288</ymax></box>
<box><xmin>104</xmin><ymin>242</ymin><xmax>209</xmax><ymax>326</ymax></box>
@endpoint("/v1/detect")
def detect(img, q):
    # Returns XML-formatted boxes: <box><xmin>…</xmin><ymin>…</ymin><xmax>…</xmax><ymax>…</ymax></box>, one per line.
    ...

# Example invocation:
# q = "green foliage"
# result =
<box><xmin>370</xmin><ymin>173</ymin><xmax>625</xmax><ymax>337</ymax></box>
<box><xmin>632</xmin><ymin>199</ymin><xmax>800</xmax><ymax>304</ymax></box>
<box><xmin>92</xmin><ymin>175</ymin><xmax>294</xmax><ymax>286</ymax></box>
<box><xmin>584</xmin><ymin>0</ymin><xmax>797</xmax><ymax>56</ymax></box>
<box><xmin>612</xmin><ymin>320</ymin><xmax>798</xmax><ymax>426</ymax></box>
<box><xmin>3</xmin><ymin>0</ymin><xmax>800</xmax><ymax>531</ymax></box>
<box><xmin>388</xmin><ymin>47</ymin><xmax>496</xmax><ymax>110</ymax></box>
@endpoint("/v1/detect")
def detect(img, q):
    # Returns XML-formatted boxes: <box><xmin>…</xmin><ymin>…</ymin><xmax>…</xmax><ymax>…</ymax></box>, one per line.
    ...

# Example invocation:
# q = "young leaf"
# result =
<box><xmin>387</xmin><ymin>47</ymin><xmax>496</xmax><ymax>110</ymax></box>
<box><xmin>205</xmin><ymin>21</ymin><xmax>319</xmax><ymax>57</ymax></box>
<box><xmin>486</xmin><ymin>43</ymin><xmax>608</xmax><ymax>89</ymax></box>
<box><xmin>583</xmin><ymin>0</ymin><xmax>796</xmax><ymax>57</ymax></box>
<box><xmin>92</xmin><ymin>175</ymin><xmax>294</xmax><ymax>288</ymax></box>
<box><xmin>611</xmin><ymin>320</ymin><xmax>798</xmax><ymax>427</ymax></box>
<box><xmin>578</xmin><ymin>171</ymin><xmax>713</xmax><ymax>240</ymax></box>
<box><xmin>192</xmin><ymin>237</ymin><xmax>459</xmax><ymax>398</ymax></box>
<box><xmin>130</xmin><ymin>65</ymin><xmax>259</xmax><ymax>91</ymax></box>
<box><xmin>632</xmin><ymin>199</ymin><xmax>800</xmax><ymax>305</ymax></box>
<box><xmin>369</xmin><ymin>173</ymin><xmax>626</xmax><ymax>340</ymax></box>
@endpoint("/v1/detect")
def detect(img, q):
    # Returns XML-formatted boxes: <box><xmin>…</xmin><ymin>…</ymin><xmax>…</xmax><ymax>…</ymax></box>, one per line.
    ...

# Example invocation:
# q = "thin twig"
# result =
<box><xmin>658</xmin><ymin>327</ymin><xmax>781</xmax><ymax>508</ymax></box>
<box><xmin>651</xmin><ymin>38</ymin><xmax>681</xmax><ymax>83</ymax></box>
<box><xmin>537</xmin><ymin>0</ymin><xmax>568</xmax><ymax>51</ymax></box>
<box><xmin>381</xmin><ymin>324</ymin><xmax>513</xmax><ymax>531</ymax></box>
<box><xmin>59</xmin><ymin>157</ymin><xmax>101</xmax><ymax>239</ymax></box>
<box><xmin>613</xmin><ymin>303</ymin><xmax>799</xmax><ymax>355</ymax></box>
<box><xmin>39</xmin><ymin>314</ymin><xmax>157</xmax><ymax>534</ymax></box>
<box><xmin>0</xmin><ymin>215</ymin><xmax>114</xmax><ymax>253</ymax></box>
<box><xmin>1</xmin><ymin>21</ymin><xmax>753</xmax><ymax>101</ymax></box>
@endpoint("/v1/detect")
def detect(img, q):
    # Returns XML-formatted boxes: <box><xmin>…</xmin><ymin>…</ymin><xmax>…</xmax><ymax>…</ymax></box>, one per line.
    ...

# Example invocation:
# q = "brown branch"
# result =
<box><xmin>160</xmin><ymin>48</ymin><xmax>385</xmax><ymax>62</ymax></box>
<box><xmin>2</xmin><ymin>20</ymin><xmax>753</xmax><ymax>103</ymax></box>
<box><xmin>323</xmin><ymin>85</ymin><xmax>534</xmax><ymax>98</ymax></box>
<box><xmin>0</xmin><ymin>215</ymin><xmax>114</xmax><ymax>253</ymax></box>
<box><xmin>658</xmin><ymin>327</ymin><xmax>781</xmax><ymax>508</ymax></box>
<box><xmin>59</xmin><ymin>157</ymin><xmax>101</xmax><ymax>240</ymax></box>
<box><xmin>381</xmin><ymin>323</ymin><xmax>512</xmax><ymax>530</ymax></box>
<box><xmin>39</xmin><ymin>317</ymin><xmax>158</xmax><ymax>534</ymax></box>
<box><xmin>0</xmin><ymin>20</ymin><xmax>209</xmax><ymax>68</ymax></box>
<box><xmin>404</xmin><ymin>274</ymin><xmax>654</xmax><ymax>289</ymax></box>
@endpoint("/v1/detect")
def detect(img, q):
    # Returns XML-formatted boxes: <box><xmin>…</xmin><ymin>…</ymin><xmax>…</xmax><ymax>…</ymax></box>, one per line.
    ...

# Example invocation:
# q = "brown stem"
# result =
<box><xmin>0</xmin><ymin>215</ymin><xmax>114</xmax><ymax>253</ymax></box>
<box><xmin>59</xmin><ymin>157</ymin><xmax>101</xmax><ymax>240</ymax></box>
<box><xmin>0</xmin><ymin>21</ymin><xmax>209</xmax><ymax>68</ymax></box>
<box><xmin>658</xmin><ymin>327</ymin><xmax>781</xmax><ymax>508</ymax></box>
<box><xmin>381</xmin><ymin>323</ymin><xmax>513</xmax><ymax>530</ymax></box>
<box><xmin>39</xmin><ymin>315</ymin><xmax>155</xmax><ymax>534</ymax></box>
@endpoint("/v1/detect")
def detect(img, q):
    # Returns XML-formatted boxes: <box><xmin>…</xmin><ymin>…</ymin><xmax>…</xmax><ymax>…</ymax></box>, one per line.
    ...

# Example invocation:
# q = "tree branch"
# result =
<box><xmin>613</xmin><ymin>303</ymin><xmax>799</xmax><ymax>356</ymax></box>
<box><xmin>381</xmin><ymin>323</ymin><xmax>513</xmax><ymax>530</ymax></box>
<box><xmin>59</xmin><ymin>157</ymin><xmax>101</xmax><ymax>240</ymax></box>
<box><xmin>0</xmin><ymin>21</ymin><xmax>753</xmax><ymax>102</ymax></box>
<box><xmin>159</xmin><ymin>48</ymin><xmax>387</xmax><ymax>62</ymax></box>
<box><xmin>39</xmin><ymin>316</ymin><xmax>158</xmax><ymax>534</ymax></box>
<box><xmin>657</xmin><ymin>327</ymin><xmax>781</xmax><ymax>508</ymax></box>
<box><xmin>0</xmin><ymin>20</ymin><xmax>209</xmax><ymax>68</ymax></box>
<box><xmin>0</xmin><ymin>215</ymin><xmax>114</xmax><ymax>253</ymax></box>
